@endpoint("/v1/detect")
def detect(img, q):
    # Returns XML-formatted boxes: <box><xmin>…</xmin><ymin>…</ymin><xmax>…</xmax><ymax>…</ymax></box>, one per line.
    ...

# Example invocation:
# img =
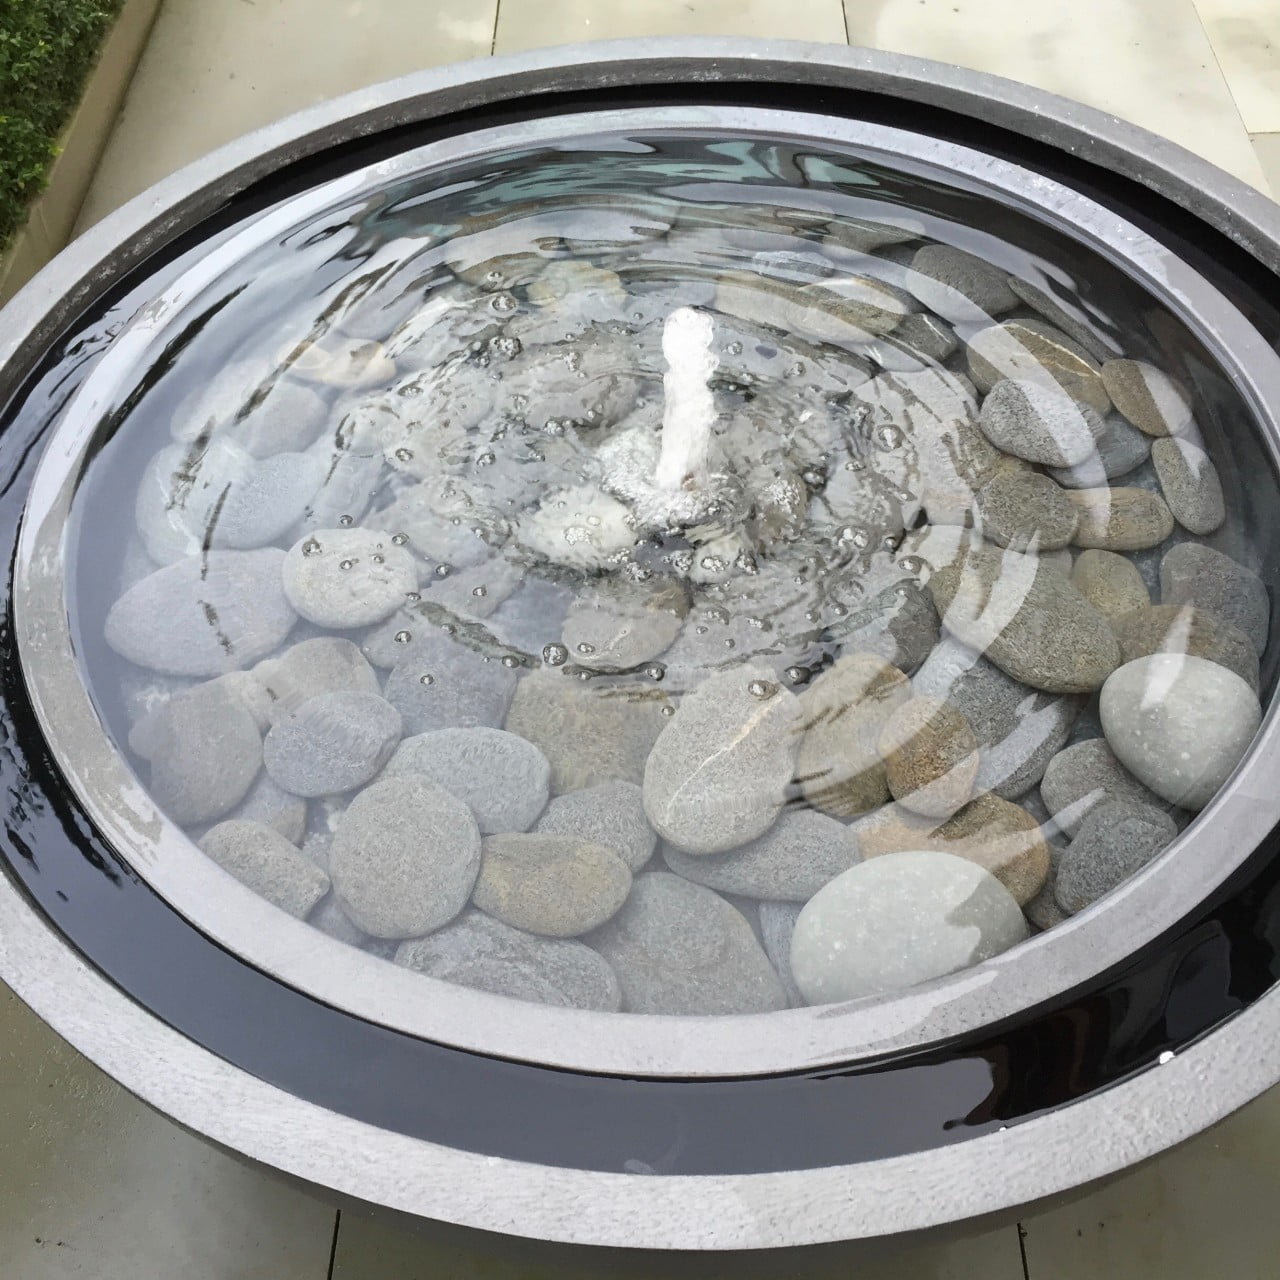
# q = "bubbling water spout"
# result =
<box><xmin>655</xmin><ymin>307</ymin><xmax>718</xmax><ymax>492</ymax></box>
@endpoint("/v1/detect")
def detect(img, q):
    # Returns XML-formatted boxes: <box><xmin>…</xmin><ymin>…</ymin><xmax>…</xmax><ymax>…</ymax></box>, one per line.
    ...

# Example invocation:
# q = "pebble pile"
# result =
<box><xmin>101</xmin><ymin>188</ymin><xmax>1270</xmax><ymax>1016</ymax></box>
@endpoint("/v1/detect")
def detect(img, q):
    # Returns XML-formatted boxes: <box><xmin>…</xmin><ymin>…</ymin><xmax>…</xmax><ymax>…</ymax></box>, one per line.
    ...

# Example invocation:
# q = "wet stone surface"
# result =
<box><xmin>85</xmin><ymin>161</ymin><xmax>1270</xmax><ymax>1016</ymax></box>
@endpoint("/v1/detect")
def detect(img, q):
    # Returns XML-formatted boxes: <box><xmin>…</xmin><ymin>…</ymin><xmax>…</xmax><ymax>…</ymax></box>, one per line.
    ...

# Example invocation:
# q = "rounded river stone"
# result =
<box><xmin>385</xmin><ymin>628</ymin><xmax>520</xmax><ymax>737</ymax></box>
<box><xmin>662</xmin><ymin>809</ymin><xmax>862</xmax><ymax>902</ymax></box>
<box><xmin>1055</xmin><ymin>800</ymin><xmax>1177</xmax><ymax>913</ymax></box>
<box><xmin>1160</xmin><ymin>543</ymin><xmax>1269</xmax><ymax>654</ymax></box>
<box><xmin>1100</xmin><ymin>359</ymin><xmax>1193</xmax><ymax>437</ymax></box>
<box><xmin>825</xmin><ymin>576</ymin><xmax>940</xmax><ymax>674</ymax></box>
<box><xmin>973</xmin><ymin>467</ymin><xmax>1078</xmax><ymax>552</ymax></box>
<box><xmin>105</xmin><ymin>548</ymin><xmax>296</xmax><ymax>676</ymax></box>
<box><xmin>473</xmin><ymin>832</ymin><xmax>632</xmax><ymax>936</ymax></box>
<box><xmin>199</xmin><ymin>820</ymin><xmax>330</xmax><ymax>919</ymax></box>
<box><xmin>978</xmin><ymin>378</ymin><xmax>1102</xmax><ymax>467</ymax></box>
<box><xmin>587</xmin><ymin>872</ymin><xmax>788</xmax><ymax>1015</ymax></box>
<box><xmin>132</xmin><ymin>677</ymin><xmax>263</xmax><ymax>825</ymax></box>
<box><xmin>507</xmin><ymin>669</ymin><xmax>672</xmax><ymax>794</ymax></box>
<box><xmin>912</xmin><ymin>637</ymin><xmax>1082</xmax><ymax>800</ymax></box>
<box><xmin>1151</xmin><ymin>437</ymin><xmax>1225</xmax><ymax>535</ymax></box>
<box><xmin>1100</xmin><ymin>654</ymin><xmax>1262</xmax><ymax>810</ymax></box>
<box><xmin>282</xmin><ymin>527</ymin><xmax>417</xmax><ymax>627</ymax></box>
<box><xmin>858</xmin><ymin>793</ymin><xmax>1051</xmax><ymax>905</ymax></box>
<box><xmin>1047</xmin><ymin>412</ymin><xmax>1151</xmax><ymax>488</ymax></box>
<box><xmin>797</xmin><ymin>653</ymin><xmax>911</xmax><ymax>818</ymax></box>
<box><xmin>879</xmin><ymin>695</ymin><xmax>980</xmax><ymax>819</ymax></box>
<box><xmin>396</xmin><ymin>910</ymin><xmax>621</xmax><ymax>1011</ymax></box>
<box><xmin>252</xmin><ymin>636</ymin><xmax>380</xmax><ymax>726</ymax></box>
<box><xmin>1069</xmin><ymin>549</ymin><xmax>1149</xmax><ymax>627</ymax></box>
<box><xmin>926</xmin><ymin>544</ymin><xmax>1120</xmax><ymax>694</ymax></box>
<box><xmin>1115</xmin><ymin>603</ymin><xmax>1259</xmax><ymax>693</ymax></box>
<box><xmin>790</xmin><ymin>851</ymin><xmax>1028</xmax><ymax>1004</ymax></box>
<box><xmin>533</xmin><ymin>780</ymin><xmax>656</xmax><ymax>872</ymax></box>
<box><xmin>907</xmin><ymin>244</ymin><xmax>1018</xmax><ymax>323</ymax></box>
<box><xmin>1067</xmin><ymin>486</ymin><xmax>1174</xmax><ymax>551</ymax></box>
<box><xmin>1006</xmin><ymin>277</ymin><xmax>1119</xmax><ymax>363</ymax></box>
<box><xmin>1040</xmin><ymin>738</ymin><xmax>1168</xmax><ymax>837</ymax></box>
<box><xmin>329</xmin><ymin>775</ymin><xmax>481</xmax><ymax>938</ymax></box>
<box><xmin>644</xmin><ymin>665</ymin><xmax>801</xmax><ymax>853</ymax></box>
<box><xmin>385</xmin><ymin>727</ymin><xmax>550</xmax><ymax>834</ymax></box>
<box><xmin>967</xmin><ymin>319</ymin><xmax>1110</xmax><ymax>412</ymax></box>
<box><xmin>263</xmin><ymin>690</ymin><xmax>402</xmax><ymax>797</ymax></box>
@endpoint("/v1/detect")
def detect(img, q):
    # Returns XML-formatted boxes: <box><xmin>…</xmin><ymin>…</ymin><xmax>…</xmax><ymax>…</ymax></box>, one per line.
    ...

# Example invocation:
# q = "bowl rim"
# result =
<box><xmin>3</xmin><ymin>36</ymin><xmax>1280</xmax><ymax>1247</ymax></box>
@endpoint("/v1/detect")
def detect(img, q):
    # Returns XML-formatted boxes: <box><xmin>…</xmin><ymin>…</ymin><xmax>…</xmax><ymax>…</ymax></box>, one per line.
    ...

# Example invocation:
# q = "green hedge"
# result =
<box><xmin>0</xmin><ymin>0</ymin><xmax>124</xmax><ymax>249</ymax></box>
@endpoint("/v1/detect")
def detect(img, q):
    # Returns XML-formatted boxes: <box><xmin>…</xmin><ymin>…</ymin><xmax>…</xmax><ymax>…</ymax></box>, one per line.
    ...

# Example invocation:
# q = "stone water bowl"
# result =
<box><xmin>3</xmin><ymin>39</ymin><xmax>1280</xmax><ymax>1264</ymax></box>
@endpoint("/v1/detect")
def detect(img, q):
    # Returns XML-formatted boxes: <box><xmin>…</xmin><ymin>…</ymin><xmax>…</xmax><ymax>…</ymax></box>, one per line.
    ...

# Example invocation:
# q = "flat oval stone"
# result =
<box><xmin>106</xmin><ymin>549</ymin><xmax>296</xmax><ymax>676</ymax></box>
<box><xmin>329</xmin><ymin>775</ymin><xmax>481</xmax><ymax>938</ymax></box>
<box><xmin>473</xmin><ymin>832</ymin><xmax>632</xmax><ymax>936</ymax></box>
<box><xmin>662</xmin><ymin>809</ymin><xmax>861</xmax><ymax>901</ymax></box>
<box><xmin>587</xmin><ymin>872</ymin><xmax>787</xmax><ymax>1015</ymax></box>
<box><xmin>1151</xmin><ymin>437</ymin><xmax>1225</xmax><ymax>535</ymax></box>
<box><xmin>1047</xmin><ymin>412</ymin><xmax>1151</xmax><ymax>488</ymax></box>
<box><xmin>978</xmin><ymin>378</ymin><xmax>1103</xmax><ymax>467</ymax></box>
<box><xmin>1160</xmin><ymin>543</ymin><xmax>1269</xmax><ymax>654</ymax></box>
<box><xmin>927</xmin><ymin>544</ymin><xmax>1120</xmax><ymax>694</ymax></box>
<box><xmin>790</xmin><ymin>851</ymin><xmax>1028</xmax><ymax>1004</ymax></box>
<box><xmin>645</xmin><ymin>665</ymin><xmax>801</xmax><ymax>853</ymax></box>
<box><xmin>560</xmin><ymin>593</ymin><xmax>684</xmax><ymax>672</ymax></box>
<box><xmin>1100</xmin><ymin>654</ymin><xmax>1262</xmax><ymax>810</ymax></box>
<box><xmin>859</xmin><ymin>792</ymin><xmax>1050</xmax><ymax>905</ymax></box>
<box><xmin>533</xmin><ymin>780</ymin><xmax>656</xmax><ymax>872</ymax></box>
<box><xmin>282</xmin><ymin>528</ymin><xmax>417</xmax><ymax>627</ymax></box>
<box><xmin>912</xmin><ymin>638</ymin><xmax>1081</xmax><ymax>800</ymax></box>
<box><xmin>973</xmin><ymin>467</ymin><xmax>1078</xmax><ymax>551</ymax></box>
<box><xmin>396</xmin><ymin>910</ymin><xmax>621</xmax><ymax>1011</ymax></box>
<box><xmin>1041</xmin><ymin>738</ymin><xmax>1169</xmax><ymax>837</ymax></box>
<box><xmin>1067</xmin><ymin>486</ymin><xmax>1174</xmax><ymax>550</ymax></box>
<box><xmin>507</xmin><ymin>670</ymin><xmax>671</xmax><ymax>794</ymax></box>
<box><xmin>1069</xmin><ymin>549</ymin><xmax>1149</xmax><ymax>627</ymax></box>
<box><xmin>385</xmin><ymin>728</ymin><xmax>550</xmax><ymax>834</ymax></box>
<box><xmin>879</xmin><ymin>695</ymin><xmax>981</xmax><ymax>819</ymax></box>
<box><xmin>385</xmin><ymin>628</ymin><xmax>520</xmax><ymax>737</ymax></box>
<box><xmin>1006</xmin><ymin>277</ymin><xmax>1120</xmax><ymax>362</ymax></box>
<box><xmin>1115</xmin><ymin>603</ymin><xmax>1259</xmax><ymax>692</ymax></box>
<box><xmin>131</xmin><ymin>676</ymin><xmax>264</xmax><ymax>824</ymax></box>
<box><xmin>906</xmin><ymin>245</ymin><xmax>1019</xmax><ymax>323</ymax></box>
<box><xmin>967</xmin><ymin>319</ymin><xmax>1110</xmax><ymax>412</ymax></box>
<box><xmin>264</xmin><ymin>690</ymin><xmax>402</xmax><ymax>798</ymax></box>
<box><xmin>796</xmin><ymin>653</ymin><xmax>911</xmax><ymax>818</ymax></box>
<box><xmin>825</xmin><ymin>577</ymin><xmax>940</xmax><ymax>675</ymax></box>
<box><xmin>1054</xmin><ymin>800</ymin><xmax>1177</xmax><ymax>913</ymax></box>
<box><xmin>1100</xmin><ymin>359</ymin><xmax>1193</xmax><ymax>437</ymax></box>
<box><xmin>252</xmin><ymin>636</ymin><xmax>381</xmax><ymax>725</ymax></box>
<box><xmin>199</xmin><ymin>820</ymin><xmax>330</xmax><ymax>918</ymax></box>
<box><xmin>366</xmin><ymin>477</ymin><xmax>503</xmax><ymax>568</ymax></box>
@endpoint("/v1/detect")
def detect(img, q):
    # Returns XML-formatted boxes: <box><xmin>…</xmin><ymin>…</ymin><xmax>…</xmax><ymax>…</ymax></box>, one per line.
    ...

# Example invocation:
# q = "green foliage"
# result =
<box><xmin>0</xmin><ymin>0</ymin><xmax>124</xmax><ymax>249</ymax></box>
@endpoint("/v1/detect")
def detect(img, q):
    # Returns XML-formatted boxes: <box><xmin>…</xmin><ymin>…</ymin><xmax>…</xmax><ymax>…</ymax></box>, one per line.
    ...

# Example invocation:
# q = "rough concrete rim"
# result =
<box><xmin>2</xmin><ymin>38</ymin><xmax>1280</xmax><ymax>1247</ymax></box>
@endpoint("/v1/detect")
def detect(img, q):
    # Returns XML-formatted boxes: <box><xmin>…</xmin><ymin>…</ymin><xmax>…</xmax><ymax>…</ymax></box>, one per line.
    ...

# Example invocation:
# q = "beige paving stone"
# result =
<box><xmin>1020</xmin><ymin>1082</ymin><xmax>1280</xmax><ymax>1277</ymax></box>
<box><xmin>1194</xmin><ymin>0</ymin><xmax>1280</xmax><ymax>133</ymax></box>
<box><xmin>75</xmin><ymin>0</ymin><xmax>499</xmax><ymax>231</ymax></box>
<box><xmin>494</xmin><ymin>0</ymin><xmax>848</xmax><ymax>53</ymax></box>
<box><xmin>844</xmin><ymin>0</ymin><xmax>1269</xmax><ymax>191</ymax></box>
<box><xmin>0</xmin><ymin>983</ymin><xmax>336</xmax><ymax>1280</ymax></box>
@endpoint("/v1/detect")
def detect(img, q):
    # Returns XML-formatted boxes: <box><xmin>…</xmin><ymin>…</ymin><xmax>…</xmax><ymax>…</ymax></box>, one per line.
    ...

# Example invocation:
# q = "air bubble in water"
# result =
<box><xmin>747</xmin><ymin>679</ymin><xmax>778</xmax><ymax>699</ymax></box>
<box><xmin>542</xmin><ymin>643</ymin><xmax>569</xmax><ymax>666</ymax></box>
<box><xmin>339</xmin><ymin>559</ymin><xmax>355</xmax><ymax>570</ymax></box>
<box><xmin>784</xmin><ymin>666</ymin><xmax>809</xmax><ymax>686</ymax></box>
<box><xmin>434</xmin><ymin>564</ymin><xmax>452</xmax><ymax>578</ymax></box>
<box><xmin>660</xmin><ymin>705</ymin><xmax>675</xmax><ymax>717</ymax></box>
<box><xmin>394</xmin><ymin>447</ymin><xmax>414</xmax><ymax>462</ymax></box>
<box><xmin>301</xmin><ymin>538</ymin><xmax>322</xmax><ymax>557</ymax></box>
<box><xmin>577</xmin><ymin>642</ymin><xmax>596</xmax><ymax>655</ymax></box>
<box><xmin>644</xmin><ymin>662</ymin><xmax>666</xmax><ymax>681</ymax></box>
<box><xmin>501</xmin><ymin>655</ymin><xmax>521</xmax><ymax>668</ymax></box>
<box><xmin>476</xmin><ymin>451</ymin><xmax>496</xmax><ymax>467</ymax></box>
<box><xmin>726</xmin><ymin>341</ymin><xmax>743</xmax><ymax>356</ymax></box>
<box><xmin>394</xmin><ymin>630</ymin><xmax>412</xmax><ymax>645</ymax></box>
<box><xmin>372</xmin><ymin>554</ymin><xmax>385</xmax><ymax>564</ymax></box>
<box><xmin>491</xmin><ymin>292</ymin><xmax>517</xmax><ymax>313</ymax></box>
<box><xmin>419</xmin><ymin>674</ymin><xmax>435</xmax><ymax>686</ymax></box>
<box><xmin>472</xmin><ymin>585</ymin><xmax>487</xmax><ymax>598</ymax></box>
<box><xmin>338</xmin><ymin>514</ymin><xmax>354</xmax><ymax>527</ymax></box>
<box><xmin>391</xmin><ymin>533</ymin><xmax>409</xmax><ymax>546</ymax></box>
